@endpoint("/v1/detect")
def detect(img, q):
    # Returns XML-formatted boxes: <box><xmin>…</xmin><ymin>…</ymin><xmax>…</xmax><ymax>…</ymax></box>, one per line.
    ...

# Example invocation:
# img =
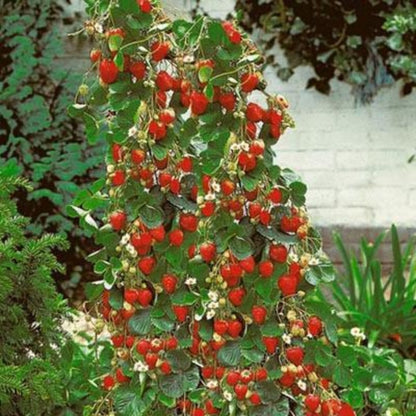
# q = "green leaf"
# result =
<box><xmin>228</xmin><ymin>236</ymin><xmax>253</xmax><ymax>260</ymax></box>
<box><xmin>171</xmin><ymin>289</ymin><xmax>198</xmax><ymax>306</ymax></box>
<box><xmin>256</xmin><ymin>380</ymin><xmax>281</xmax><ymax>404</ymax></box>
<box><xmin>128</xmin><ymin>308</ymin><xmax>152</xmax><ymax>335</ymax></box>
<box><xmin>166</xmin><ymin>349</ymin><xmax>192</xmax><ymax>372</ymax></box>
<box><xmin>139</xmin><ymin>205</ymin><xmax>164</xmax><ymax>228</ymax></box>
<box><xmin>305</xmin><ymin>263</ymin><xmax>336</xmax><ymax>285</ymax></box>
<box><xmin>109</xmin><ymin>289</ymin><xmax>123</xmax><ymax>310</ymax></box>
<box><xmin>198</xmin><ymin>66</ymin><xmax>213</xmax><ymax>83</ymax></box>
<box><xmin>218</xmin><ymin>341</ymin><xmax>241</xmax><ymax>366</ymax></box>
<box><xmin>333</xmin><ymin>365</ymin><xmax>352</xmax><ymax>387</ymax></box>
<box><xmin>251</xmin><ymin>397</ymin><xmax>289</xmax><ymax>416</ymax></box>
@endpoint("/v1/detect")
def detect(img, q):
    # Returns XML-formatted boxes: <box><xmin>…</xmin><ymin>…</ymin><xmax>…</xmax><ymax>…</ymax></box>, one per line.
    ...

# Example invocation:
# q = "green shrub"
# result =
<box><xmin>0</xmin><ymin>0</ymin><xmax>105</xmax><ymax>297</ymax></box>
<box><xmin>0</xmin><ymin>169</ymin><xmax>69</xmax><ymax>415</ymax></box>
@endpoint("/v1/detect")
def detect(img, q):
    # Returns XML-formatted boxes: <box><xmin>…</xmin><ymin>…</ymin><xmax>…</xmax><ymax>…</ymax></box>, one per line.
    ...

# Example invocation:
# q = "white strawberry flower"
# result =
<box><xmin>212</xmin><ymin>182</ymin><xmax>220</xmax><ymax>193</ymax></box>
<box><xmin>241</xmin><ymin>142</ymin><xmax>249</xmax><ymax>151</ymax></box>
<box><xmin>94</xmin><ymin>23</ymin><xmax>103</xmax><ymax>33</ymax></box>
<box><xmin>134</xmin><ymin>361</ymin><xmax>149</xmax><ymax>372</ymax></box>
<box><xmin>206</xmin><ymin>309</ymin><xmax>216</xmax><ymax>320</ymax></box>
<box><xmin>282</xmin><ymin>333</ymin><xmax>292</xmax><ymax>345</ymax></box>
<box><xmin>208</xmin><ymin>290</ymin><xmax>219</xmax><ymax>301</ymax></box>
<box><xmin>120</xmin><ymin>234</ymin><xmax>130</xmax><ymax>245</ymax></box>
<box><xmin>206</xmin><ymin>380</ymin><xmax>218</xmax><ymax>389</ymax></box>
<box><xmin>185</xmin><ymin>277</ymin><xmax>197</xmax><ymax>286</ymax></box>
<box><xmin>205</xmin><ymin>193</ymin><xmax>216</xmax><ymax>201</ymax></box>
<box><xmin>128</xmin><ymin>126</ymin><xmax>138</xmax><ymax>137</ymax></box>
<box><xmin>230</xmin><ymin>143</ymin><xmax>240</xmax><ymax>152</ymax></box>
<box><xmin>208</xmin><ymin>301</ymin><xmax>219</xmax><ymax>310</ymax></box>
<box><xmin>297</xmin><ymin>380</ymin><xmax>307</xmax><ymax>391</ymax></box>
<box><xmin>224</xmin><ymin>391</ymin><xmax>233</xmax><ymax>402</ymax></box>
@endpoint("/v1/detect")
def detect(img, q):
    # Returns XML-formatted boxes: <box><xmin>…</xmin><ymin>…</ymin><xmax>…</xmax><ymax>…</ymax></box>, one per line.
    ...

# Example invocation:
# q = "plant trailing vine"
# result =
<box><xmin>71</xmin><ymin>0</ymin><xmax>359</xmax><ymax>414</ymax></box>
<box><xmin>191</xmin><ymin>0</ymin><xmax>416</xmax><ymax>103</ymax></box>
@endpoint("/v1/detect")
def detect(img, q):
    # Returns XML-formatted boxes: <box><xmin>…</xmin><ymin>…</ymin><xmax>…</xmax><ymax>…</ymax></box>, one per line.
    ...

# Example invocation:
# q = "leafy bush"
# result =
<box><xmin>223</xmin><ymin>0</ymin><xmax>416</xmax><ymax>102</ymax></box>
<box><xmin>0</xmin><ymin>0</ymin><xmax>105</xmax><ymax>296</ymax></box>
<box><xmin>320</xmin><ymin>225</ymin><xmax>416</xmax><ymax>358</ymax></box>
<box><xmin>0</xmin><ymin>170</ymin><xmax>68</xmax><ymax>415</ymax></box>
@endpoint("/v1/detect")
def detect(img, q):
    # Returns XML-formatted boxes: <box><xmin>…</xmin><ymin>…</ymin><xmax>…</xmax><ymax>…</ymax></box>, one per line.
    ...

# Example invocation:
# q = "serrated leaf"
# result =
<box><xmin>128</xmin><ymin>308</ymin><xmax>152</xmax><ymax>335</ymax></box>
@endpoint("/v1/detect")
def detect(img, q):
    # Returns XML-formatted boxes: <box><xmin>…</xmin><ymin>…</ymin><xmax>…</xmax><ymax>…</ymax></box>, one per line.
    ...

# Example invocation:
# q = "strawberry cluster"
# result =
<box><xmin>79</xmin><ymin>1</ymin><xmax>355</xmax><ymax>415</ymax></box>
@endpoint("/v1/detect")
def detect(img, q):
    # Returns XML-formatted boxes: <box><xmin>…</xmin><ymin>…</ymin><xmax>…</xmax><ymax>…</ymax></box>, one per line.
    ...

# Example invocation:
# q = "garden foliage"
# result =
<box><xmin>71</xmin><ymin>0</ymin><xmax>361</xmax><ymax>415</ymax></box>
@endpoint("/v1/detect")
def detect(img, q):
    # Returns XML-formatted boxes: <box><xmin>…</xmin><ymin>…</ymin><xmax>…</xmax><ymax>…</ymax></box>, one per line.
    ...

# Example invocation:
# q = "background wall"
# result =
<box><xmin>63</xmin><ymin>0</ymin><xmax>416</xmax><ymax>263</ymax></box>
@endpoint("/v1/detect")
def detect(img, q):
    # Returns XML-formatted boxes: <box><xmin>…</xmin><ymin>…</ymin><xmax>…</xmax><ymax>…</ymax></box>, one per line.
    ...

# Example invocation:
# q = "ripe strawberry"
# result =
<box><xmin>131</xmin><ymin>149</ymin><xmax>145</xmax><ymax>164</ymax></box>
<box><xmin>304</xmin><ymin>394</ymin><xmax>321</xmax><ymax>412</ymax></box>
<box><xmin>259</xmin><ymin>210</ymin><xmax>271</xmax><ymax>226</ymax></box>
<box><xmin>150</xmin><ymin>225</ymin><xmax>165</xmax><ymax>242</ymax></box>
<box><xmin>192</xmin><ymin>409</ymin><xmax>204</xmax><ymax>416</ymax></box>
<box><xmin>250</xmin><ymin>392</ymin><xmax>262</xmax><ymax>405</ymax></box>
<box><xmin>111</xmin><ymin>335</ymin><xmax>124</xmax><ymax>348</ymax></box>
<box><xmin>159</xmin><ymin>172</ymin><xmax>172</xmax><ymax>187</ymax></box>
<box><xmin>103</xmin><ymin>375</ymin><xmax>115</xmax><ymax>390</ymax></box>
<box><xmin>286</xmin><ymin>346</ymin><xmax>304</xmax><ymax>366</ymax></box>
<box><xmin>136</xmin><ymin>339</ymin><xmax>151</xmax><ymax>355</ymax></box>
<box><xmin>308</xmin><ymin>316</ymin><xmax>323</xmax><ymax>336</ymax></box>
<box><xmin>279</xmin><ymin>371</ymin><xmax>295</xmax><ymax>387</ymax></box>
<box><xmin>238</xmin><ymin>152</ymin><xmax>257</xmax><ymax>172</ymax></box>
<box><xmin>205</xmin><ymin>399</ymin><xmax>220</xmax><ymax>414</ymax></box>
<box><xmin>190</xmin><ymin>91</ymin><xmax>209</xmax><ymax>115</ymax></box>
<box><xmin>149</xmin><ymin>120</ymin><xmax>167</xmax><ymax>140</ymax></box>
<box><xmin>145</xmin><ymin>352</ymin><xmax>158</xmax><ymax>369</ymax></box>
<box><xmin>270</xmin><ymin>123</ymin><xmax>281</xmax><ymax>139</ymax></box>
<box><xmin>262</xmin><ymin>336</ymin><xmax>279</xmax><ymax>354</ymax></box>
<box><xmin>125</xmin><ymin>335</ymin><xmax>135</xmax><ymax>348</ymax></box>
<box><xmin>246</xmin><ymin>121</ymin><xmax>257</xmax><ymax>139</ymax></box>
<box><xmin>226</xmin><ymin>371</ymin><xmax>240</xmax><ymax>386</ymax></box>
<box><xmin>200</xmin><ymin>242</ymin><xmax>216</xmax><ymax>262</ymax></box>
<box><xmin>156</xmin><ymin>70</ymin><xmax>174</xmax><ymax>91</ymax></box>
<box><xmin>177</xmin><ymin>399</ymin><xmax>192</xmax><ymax>412</ymax></box>
<box><xmin>227</xmin><ymin>320</ymin><xmax>243</xmax><ymax>338</ymax></box>
<box><xmin>246</xmin><ymin>103</ymin><xmax>264</xmax><ymax>122</ymax></box>
<box><xmin>116</xmin><ymin>368</ymin><xmax>131</xmax><ymax>383</ymax></box>
<box><xmin>124</xmin><ymin>288</ymin><xmax>139</xmax><ymax>304</ymax></box>
<box><xmin>137</xmin><ymin>288</ymin><xmax>153</xmax><ymax>307</ymax></box>
<box><xmin>180</xmin><ymin>213</ymin><xmax>198</xmax><ymax>232</ymax></box>
<box><xmin>129</xmin><ymin>61</ymin><xmax>146</xmax><ymax>79</ymax></box>
<box><xmin>188</xmin><ymin>244</ymin><xmax>196</xmax><ymax>258</ymax></box>
<box><xmin>240</xmin><ymin>370</ymin><xmax>253</xmax><ymax>384</ymax></box>
<box><xmin>248</xmin><ymin>202</ymin><xmax>262</xmax><ymax>219</ymax></box>
<box><xmin>90</xmin><ymin>48</ymin><xmax>101</xmax><ymax>63</ymax></box>
<box><xmin>159</xmin><ymin>108</ymin><xmax>176</xmax><ymax>125</ymax></box>
<box><xmin>162</xmin><ymin>274</ymin><xmax>177</xmax><ymax>294</ymax></box>
<box><xmin>214</xmin><ymin>319</ymin><xmax>229</xmax><ymax>335</ymax></box>
<box><xmin>252</xmin><ymin>305</ymin><xmax>267</xmax><ymax>325</ymax></box>
<box><xmin>268</xmin><ymin>188</ymin><xmax>282</xmax><ymax>204</ymax></box>
<box><xmin>164</xmin><ymin>336</ymin><xmax>178</xmax><ymax>350</ymax></box>
<box><xmin>178</xmin><ymin>156</ymin><xmax>193</xmax><ymax>172</ymax></box>
<box><xmin>138</xmin><ymin>256</ymin><xmax>156</xmax><ymax>275</ymax></box>
<box><xmin>109</xmin><ymin>210</ymin><xmax>126</xmax><ymax>231</ymax></box>
<box><xmin>99</xmin><ymin>59</ymin><xmax>118</xmax><ymax>84</ymax></box>
<box><xmin>255</xmin><ymin>368</ymin><xmax>268</xmax><ymax>381</ymax></box>
<box><xmin>259</xmin><ymin>260</ymin><xmax>274</xmax><ymax>278</ymax></box>
<box><xmin>278</xmin><ymin>274</ymin><xmax>298</xmax><ymax>296</ymax></box>
<box><xmin>269</xmin><ymin>244</ymin><xmax>287</xmax><ymax>263</ymax></box>
<box><xmin>156</xmin><ymin>90</ymin><xmax>167</xmax><ymax>107</ymax></box>
<box><xmin>169</xmin><ymin>229</ymin><xmax>184</xmax><ymax>246</ymax></box>
<box><xmin>339</xmin><ymin>402</ymin><xmax>356</xmax><ymax>416</ymax></box>
<box><xmin>321</xmin><ymin>399</ymin><xmax>342</xmax><ymax>416</ymax></box>
<box><xmin>219</xmin><ymin>92</ymin><xmax>236</xmax><ymax>111</ymax></box>
<box><xmin>249</xmin><ymin>139</ymin><xmax>265</xmax><ymax>156</ymax></box>
<box><xmin>112</xmin><ymin>170</ymin><xmax>125</xmax><ymax>186</ymax></box>
<box><xmin>201</xmin><ymin>201</ymin><xmax>215</xmax><ymax>217</ymax></box>
<box><xmin>234</xmin><ymin>383</ymin><xmax>248</xmax><ymax>400</ymax></box>
<box><xmin>241</xmin><ymin>73</ymin><xmax>259</xmax><ymax>93</ymax></box>
<box><xmin>137</xmin><ymin>0</ymin><xmax>152</xmax><ymax>13</ymax></box>
<box><xmin>240</xmin><ymin>256</ymin><xmax>255</xmax><ymax>273</ymax></box>
<box><xmin>151</xmin><ymin>41</ymin><xmax>170</xmax><ymax>61</ymax></box>
<box><xmin>201</xmin><ymin>366</ymin><xmax>214</xmax><ymax>379</ymax></box>
<box><xmin>268</xmin><ymin>109</ymin><xmax>283</xmax><ymax>126</ymax></box>
<box><xmin>215</xmin><ymin>367</ymin><xmax>225</xmax><ymax>379</ymax></box>
<box><xmin>222</xmin><ymin>21</ymin><xmax>242</xmax><ymax>44</ymax></box>
<box><xmin>221</xmin><ymin>179</ymin><xmax>235</xmax><ymax>195</ymax></box>
<box><xmin>160</xmin><ymin>361</ymin><xmax>172</xmax><ymax>374</ymax></box>
<box><xmin>172</xmin><ymin>305</ymin><xmax>189</xmax><ymax>322</ymax></box>
<box><xmin>112</xmin><ymin>143</ymin><xmax>123</xmax><ymax>162</ymax></box>
<box><xmin>228</xmin><ymin>287</ymin><xmax>245</xmax><ymax>306</ymax></box>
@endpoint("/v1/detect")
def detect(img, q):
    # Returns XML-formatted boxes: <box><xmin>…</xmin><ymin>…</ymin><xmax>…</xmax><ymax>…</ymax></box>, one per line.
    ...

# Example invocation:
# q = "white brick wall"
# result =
<box><xmin>66</xmin><ymin>0</ymin><xmax>416</xmax><ymax>228</ymax></box>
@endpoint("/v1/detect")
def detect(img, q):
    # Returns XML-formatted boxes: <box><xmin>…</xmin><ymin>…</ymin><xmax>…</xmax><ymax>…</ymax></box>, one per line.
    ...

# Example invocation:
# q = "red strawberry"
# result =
<box><xmin>112</xmin><ymin>143</ymin><xmax>123</xmax><ymax>162</ymax></box>
<box><xmin>262</xmin><ymin>336</ymin><xmax>279</xmax><ymax>354</ymax></box>
<box><xmin>308</xmin><ymin>316</ymin><xmax>323</xmax><ymax>336</ymax></box>
<box><xmin>240</xmin><ymin>256</ymin><xmax>255</xmax><ymax>273</ymax></box>
<box><xmin>240</xmin><ymin>370</ymin><xmax>253</xmax><ymax>384</ymax></box>
<box><xmin>200</xmin><ymin>242</ymin><xmax>217</xmax><ymax>262</ymax></box>
<box><xmin>321</xmin><ymin>399</ymin><xmax>342</xmax><ymax>416</ymax></box>
<box><xmin>145</xmin><ymin>352</ymin><xmax>158</xmax><ymax>369</ymax></box>
<box><xmin>169</xmin><ymin>229</ymin><xmax>184</xmax><ymax>246</ymax></box>
<box><xmin>234</xmin><ymin>383</ymin><xmax>248</xmax><ymax>400</ymax></box>
<box><xmin>136</xmin><ymin>339</ymin><xmax>151</xmax><ymax>355</ymax></box>
<box><xmin>103</xmin><ymin>375</ymin><xmax>115</xmax><ymax>390</ymax></box>
<box><xmin>246</xmin><ymin>121</ymin><xmax>257</xmax><ymax>139</ymax></box>
<box><xmin>259</xmin><ymin>210</ymin><xmax>271</xmax><ymax>225</ymax></box>
<box><xmin>250</xmin><ymin>392</ymin><xmax>262</xmax><ymax>405</ymax></box>
<box><xmin>124</xmin><ymin>288</ymin><xmax>139</xmax><ymax>304</ymax></box>
<box><xmin>99</xmin><ymin>59</ymin><xmax>118</xmax><ymax>84</ymax></box>
<box><xmin>249</xmin><ymin>139</ymin><xmax>265</xmax><ymax>156</ymax></box>
<box><xmin>149</xmin><ymin>120</ymin><xmax>167</xmax><ymax>140</ymax></box>
<box><xmin>304</xmin><ymin>394</ymin><xmax>321</xmax><ymax>412</ymax></box>
<box><xmin>165</xmin><ymin>336</ymin><xmax>178</xmax><ymax>350</ymax></box>
<box><xmin>201</xmin><ymin>201</ymin><xmax>215</xmax><ymax>217</ymax></box>
<box><xmin>228</xmin><ymin>287</ymin><xmax>245</xmax><ymax>306</ymax></box>
<box><xmin>279</xmin><ymin>371</ymin><xmax>295</xmax><ymax>387</ymax></box>
<box><xmin>162</xmin><ymin>274</ymin><xmax>178</xmax><ymax>294</ymax></box>
<box><xmin>339</xmin><ymin>402</ymin><xmax>356</xmax><ymax>416</ymax></box>
<box><xmin>156</xmin><ymin>90</ymin><xmax>167</xmax><ymax>108</ymax></box>
<box><xmin>131</xmin><ymin>149</ymin><xmax>146</xmax><ymax>164</ymax></box>
<box><xmin>116</xmin><ymin>368</ymin><xmax>131</xmax><ymax>383</ymax></box>
<box><xmin>222</xmin><ymin>22</ymin><xmax>242</xmax><ymax>44</ymax></box>
<box><xmin>252</xmin><ymin>305</ymin><xmax>267</xmax><ymax>325</ymax></box>
<box><xmin>160</xmin><ymin>361</ymin><xmax>172</xmax><ymax>374</ymax></box>
<box><xmin>278</xmin><ymin>274</ymin><xmax>298</xmax><ymax>296</ymax></box>
<box><xmin>214</xmin><ymin>319</ymin><xmax>229</xmax><ymax>335</ymax></box>
<box><xmin>246</xmin><ymin>103</ymin><xmax>264</xmax><ymax>122</ymax></box>
<box><xmin>270</xmin><ymin>123</ymin><xmax>281</xmax><ymax>139</ymax></box>
<box><xmin>255</xmin><ymin>368</ymin><xmax>268</xmax><ymax>381</ymax></box>
<box><xmin>173</xmin><ymin>305</ymin><xmax>189</xmax><ymax>323</ymax></box>
<box><xmin>159</xmin><ymin>172</ymin><xmax>172</xmax><ymax>187</ymax></box>
<box><xmin>150</xmin><ymin>225</ymin><xmax>165</xmax><ymax>242</ymax></box>
<box><xmin>180</xmin><ymin>213</ymin><xmax>198</xmax><ymax>232</ymax></box>
<box><xmin>268</xmin><ymin>188</ymin><xmax>282</xmax><ymax>204</ymax></box>
<box><xmin>112</xmin><ymin>170</ymin><xmax>125</xmax><ymax>186</ymax></box>
<box><xmin>125</xmin><ymin>336</ymin><xmax>135</xmax><ymax>348</ymax></box>
<box><xmin>241</xmin><ymin>73</ymin><xmax>259</xmax><ymax>93</ymax></box>
<box><xmin>137</xmin><ymin>288</ymin><xmax>153</xmax><ymax>307</ymax></box>
<box><xmin>159</xmin><ymin>108</ymin><xmax>176</xmax><ymax>125</ymax></box>
<box><xmin>129</xmin><ymin>61</ymin><xmax>146</xmax><ymax>79</ymax></box>
<box><xmin>178</xmin><ymin>156</ymin><xmax>193</xmax><ymax>172</ymax></box>
<box><xmin>90</xmin><ymin>48</ymin><xmax>101</xmax><ymax>63</ymax></box>
<box><xmin>227</xmin><ymin>320</ymin><xmax>243</xmax><ymax>338</ymax></box>
<box><xmin>151</xmin><ymin>41</ymin><xmax>170</xmax><ymax>61</ymax></box>
<box><xmin>269</xmin><ymin>244</ymin><xmax>287</xmax><ymax>263</ymax></box>
<box><xmin>221</xmin><ymin>179</ymin><xmax>235</xmax><ymax>195</ymax></box>
<box><xmin>219</xmin><ymin>92</ymin><xmax>236</xmax><ymax>111</ymax></box>
<box><xmin>226</xmin><ymin>371</ymin><xmax>240</xmax><ymax>386</ymax></box>
<box><xmin>205</xmin><ymin>399</ymin><xmax>220</xmax><ymax>414</ymax></box>
<box><xmin>238</xmin><ymin>152</ymin><xmax>257</xmax><ymax>172</ymax></box>
<box><xmin>268</xmin><ymin>109</ymin><xmax>283</xmax><ymax>126</ymax></box>
<box><xmin>286</xmin><ymin>346</ymin><xmax>304</xmax><ymax>366</ymax></box>
<box><xmin>202</xmin><ymin>366</ymin><xmax>214</xmax><ymax>379</ymax></box>
<box><xmin>111</xmin><ymin>335</ymin><xmax>124</xmax><ymax>348</ymax></box>
<box><xmin>156</xmin><ymin>71</ymin><xmax>174</xmax><ymax>91</ymax></box>
<box><xmin>192</xmin><ymin>409</ymin><xmax>204</xmax><ymax>416</ymax></box>
<box><xmin>138</xmin><ymin>256</ymin><xmax>156</xmax><ymax>275</ymax></box>
<box><xmin>259</xmin><ymin>260</ymin><xmax>274</xmax><ymax>278</ymax></box>
<box><xmin>137</xmin><ymin>0</ymin><xmax>152</xmax><ymax>13</ymax></box>
<box><xmin>109</xmin><ymin>211</ymin><xmax>126</xmax><ymax>231</ymax></box>
<box><xmin>190</xmin><ymin>91</ymin><xmax>209</xmax><ymax>115</ymax></box>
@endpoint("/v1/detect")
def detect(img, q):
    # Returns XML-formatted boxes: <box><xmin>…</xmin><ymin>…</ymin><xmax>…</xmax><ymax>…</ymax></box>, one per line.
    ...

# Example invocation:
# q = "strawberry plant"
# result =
<box><xmin>71</xmin><ymin>1</ymin><xmax>358</xmax><ymax>414</ymax></box>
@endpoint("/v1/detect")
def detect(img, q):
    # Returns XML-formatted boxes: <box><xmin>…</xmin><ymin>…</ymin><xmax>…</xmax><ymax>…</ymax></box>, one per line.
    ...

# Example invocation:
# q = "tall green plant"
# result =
<box><xmin>0</xmin><ymin>169</ymin><xmax>69</xmax><ymax>415</ymax></box>
<box><xmin>320</xmin><ymin>225</ymin><xmax>416</xmax><ymax>357</ymax></box>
